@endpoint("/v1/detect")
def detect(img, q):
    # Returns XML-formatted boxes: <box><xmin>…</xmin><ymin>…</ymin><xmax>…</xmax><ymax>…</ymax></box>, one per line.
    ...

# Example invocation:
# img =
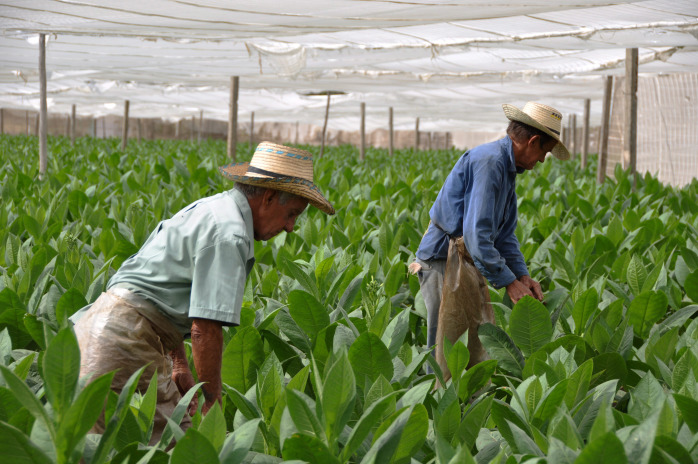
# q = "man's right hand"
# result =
<box><xmin>505</xmin><ymin>279</ymin><xmax>536</xmax><ymax>304</ymax></box>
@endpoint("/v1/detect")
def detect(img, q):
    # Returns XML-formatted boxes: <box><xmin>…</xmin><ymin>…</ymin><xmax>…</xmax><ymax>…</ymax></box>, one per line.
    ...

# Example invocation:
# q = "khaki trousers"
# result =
<box><xmin>73</xmin><ymin>288</ymin><xmax>190</xmax><ymax>444</ymax></box>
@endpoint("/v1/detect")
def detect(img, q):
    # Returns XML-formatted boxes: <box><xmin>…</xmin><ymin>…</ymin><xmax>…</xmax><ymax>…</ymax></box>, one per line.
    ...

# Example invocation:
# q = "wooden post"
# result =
<box><xmin>581</xmin><ymin>98</ymin><xmax>590</xmax><ymax>168</ymax></box>
<box><xmin>415</xmin><ymin>117</ymin><xmax>420</xmax><ymax>150</ymax></box>
<box><xmin>65</xmin><ymin>113</ymin><xmax>70</xmax><ymax>137</ymax></box>
<box><xmin>34</xmin><ymin>112</ymin><xmax>39</xmax><ymax>135</ymax></box>
<box><xmin>427</xmin><ymin>132</ymin><xmax>432</xmax><ymax>151</ymax></box>
<box><xmin>101</xmin><ymin>117</ymin><xmax>106</xmax><ymax>138</ymax></box>
<box><xmin>198</xmin><ymin>109</ymin><xmax>203</xmax><ymax>143</ymax></box>
<box><xmin>320</xmin><ymin>93</ymin><xmax>330</xmax><ymax>157</ymax></box>
<box><xmin>249</xmin><ymin>111</ymin><xmax>255</xmax><ymax>150</ymax></box>
<box><xmin>570</xmin><ymin>113</ymin><xmax>577</xmax><ymax>159</ymax></box>
<box><xmin>26</xmin><ymin>111</ymin><xmax>30</xmax><ymax>135</ymax></box>
<box><xmin>0</xmin><ymin>108</ymin><xmax>3</xmax><ymax>134</ymax></box>
<box><xmin>360</xmin><ymin>102</ymin><xmax>366</xmax><ymax>160</ymax></box>
<box><xmin>597</xmin><ymin>76</ymin><xmax>613</xmax><ymax>184</ymax></box>
<box><xmin>71</xmin><ymin>104</ymin><xmax>76</xmax><ymax>144</ymax></box>
<box><xmin>228</xmin><ymin>76</ymin><xmax>239</xmax><ymax>160</ymax></box>
<box><xmin>121</xmin><ymin>100</ymin><xmax>130</xmax><ymax>150</ymax></box>
<box><xmin>295</xmin><ymin>121</ymin><xmax>299</xmax><ymax>144</ymax></box>
<box><xmin>623</xmin><ymin>48</ymin><xmax>638</xmax><ymax>179</ymax></box>
<box><xmin>38</xmin><ymin>33</ymin><xmax>48</xmax><ymax>179</ymax></box>
<box><xmin>90</xmin><ymin>117</ymin><xmax>95</xmax><ymax>138</ymax></box>
<box><xmin>137</xmin><ymin>118</ymin><xmax>142</xmax><ymax>142</ymax></box>
<box><xmin>388</xmin><ymin>107</ymin><xmax>394</xmax><ymax>156</ymax></box>
<box><xmin>190</xmin><ymin>115</ymin><xmax>195</xmax><ymax>142</ymax></box>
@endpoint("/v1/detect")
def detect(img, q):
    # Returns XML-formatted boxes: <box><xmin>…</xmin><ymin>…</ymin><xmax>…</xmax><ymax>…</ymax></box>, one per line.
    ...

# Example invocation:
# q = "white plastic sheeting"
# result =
<box><xmin>0</xmin><ymin>0</ymin><xmax>697</xmax><ymax>132</ymax></box>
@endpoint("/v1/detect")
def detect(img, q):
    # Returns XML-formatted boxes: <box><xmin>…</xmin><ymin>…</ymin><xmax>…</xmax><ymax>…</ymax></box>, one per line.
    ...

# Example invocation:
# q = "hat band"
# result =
<box><xmin>546</xmin><ymin>126</ymin><xmax>560</xmax><ymax>136</ymax></box>
<box><xmin>247</xmin><ymin>165</ymin><xmax>309</xmax><ymax>183</ymax></box>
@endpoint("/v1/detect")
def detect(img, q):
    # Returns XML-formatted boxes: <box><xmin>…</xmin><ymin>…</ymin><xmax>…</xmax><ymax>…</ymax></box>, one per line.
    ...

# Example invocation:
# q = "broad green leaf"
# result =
<box><xmin>0</xmin><ymin>420</ymin><xmax>53</xmax><ymax>464</ymax></box>
<box><xmin>41</xmin><ymin>327</ymin><xmax>80</xmax><ymax>418</ymax></box>
<box><xmin>627</xmin><ymin>255</ymin><xmax>648</xmax><ymax>297</ymax></box>
<box><xmin>0</xmin><ymin>366</ymin><xmax>56</xmax><ymax>446</ymax></box>
<box><xmin>322</xmin><ymin>349</ymin><xmax>356</xmax><ymax>441</ymax></box>
<box><xmin>627</xmin><ymin>291</ymin><xmax>668</xmax><ymax>338</ymax></box>
<box><xmin>282</xmin><ymin>433</ymin><xmax>340</xmax><ymax>464</ymax></box>
<box><xmin>170</xmin><ymin>428</ymin><xmax>220</xmax><ymax>464</ymax></box>
<box><xmin>478</xmin><ymin>323</ymin><xmax>524</xmax><ymax>377</ymax></box>
<box><xmin>673</xmin><ymin>393</ymin><xmax>698</xmax><ymax>433</ymax></box>
<box><xmin>221</xmin><ymin>326</ymin><xmax>265</xmax><ymax>394</ymax></box>
<box><xmin>198</xmin><ymin>402</ymin><xmax>227</xmax><ymax>453</ymax></box>
<box><xmin>446</xmin><ymin>341</ymin><xmax>470</xmax><ymax>382</ymax></box>
<box><xmin>575</xmin><ymin>432</ymin><xmax>627</xmax><ymax>464</ymax></box>
<box><xmin>564</xmin><ymin>358</ymin><xmax>593</xmax><ymax>409</ymax></box>
<box><xmin>508</xmin><ymin>296</ymin><xmax>552</xmax><ymax>357</ymax></box>
<box><xmin>572</xmin><ymin>288</ymin><xmax>598</xmax><ymax>335</ymax></box>
<box><xmin>285</xmin><ymin>388</ymin><xmax>325</xmax><ymax>441</ymax></box>
<box><xmin>219</xmin><ymin>418</ymin><xmax>262</xmax><ymax>464</ymax></box>
<box><xmin>381</xmin><ymin>309</ymin><xmax>410</xmax><ymax>358</ymax></box>
<box><xmin>457</xmin><ymin>395</ymin><xmax>493</xmax><ymax>451</ymax></box>
<box><xmin>458</xmin><ymin>360</ymin><xmax>496</xmax><ymax>402</ymax></box>
<box><xmin>55</xmin><ymin>288</ymin><xmax>87</xmax><ymax>326</ymax></box>
<box><xmin>287</xmin><ymin>290</ymin><xmax>330</xmax><ymax>340</ymax></box>
<box><xmin>532</xmin><ymin>379</ymin><xmax>568</xmax><ymax>425</ymax></box>
<box><xmin>685</xmin><ymin>269</ymin><xmax>698</xmax><ymax>303</ymax></box>
<box><xmin>340</xmin><ymin>392</ymin><xmax>399</xmax><ymax>462</ymax></box>
<box><xmin>349</xmin><ymin>332</ymin><xmax>393</xmax><ymax>387</ymax></box>
<box><xmin>389</xmin><ymin>403</ymin><xmax>428</xmax><ymax>464</ymax></box>
<box><xmin>361</xmin><ymin>406</ymin><xmax>413</xmax><ymax>464</ymax></box>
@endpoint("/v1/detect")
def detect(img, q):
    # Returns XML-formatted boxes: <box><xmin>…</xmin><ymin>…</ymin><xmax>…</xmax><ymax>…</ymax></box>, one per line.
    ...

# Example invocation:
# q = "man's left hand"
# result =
<box><xmin>518</xmin><ymin>275</ymin><xmax>543</xmax><ymax>301</ymax></box>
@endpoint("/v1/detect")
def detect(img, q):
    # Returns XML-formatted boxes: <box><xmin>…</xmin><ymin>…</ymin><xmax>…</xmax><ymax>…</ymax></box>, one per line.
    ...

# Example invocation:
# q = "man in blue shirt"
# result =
<box><xmin>410</xmin><ymin>102</ymin><xmax>570</xmax><ymax>373</ymax></box>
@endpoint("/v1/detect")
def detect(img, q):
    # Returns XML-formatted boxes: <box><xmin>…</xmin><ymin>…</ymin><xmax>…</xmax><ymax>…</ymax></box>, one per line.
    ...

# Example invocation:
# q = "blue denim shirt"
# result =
<box><xmin>416</xmin><ymin>136</ymin><xmax>529</xmax><ymax>288</ymax></box>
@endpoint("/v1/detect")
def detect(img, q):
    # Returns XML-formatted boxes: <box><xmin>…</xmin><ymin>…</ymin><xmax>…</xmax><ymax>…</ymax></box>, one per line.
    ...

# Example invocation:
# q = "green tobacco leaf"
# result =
<box><xmin>564</xmin><ymin>358</ymin><xmax>593</xmax><ymax>410</ymax></box>
<box><xmin>350</xmin><ymin>332</ymin><xmax>394</xmax><ymax>387</ymax></box>
<box><xmin>340</xmin><ymin>391</ymin><xmax>399</xmax><ymax>462</ymax></box>
<box><xmin>533</xmin><ymin>379</ymin><xmax>569</xmax><ymax>425</ymax></box>
<box><xmin>446</xmin><ymin>341</ymin><xmax>470</xmax><ymax>381</ymax></box>
<box><xmin>170</xmin><ymin>428</ymin><xmax>220</xmax><ymax>464</ymax></box>
<box><xmin>287</xmin><ymin>290</ymin><xmax>330</xmax><ymax>341</ymax></box>
<box><xmin>282</xmin><ymin>433</ymin><xmax>340</xmax><ymax>464</ymax></box>
<box><xmin>684</xmin><ymin>269</ymin><xmax>698</xmax><ymax>303</ymax></box>
<box><xmin>221</xmin><ymin>326</ymin><xmax>265</xmax><ymax>394</ymax></box>
<box><xmin>389</xmin><ymin>403</ymin><xmax>428</xmax><ymax>464</ymax></box>
<box><xmin>575</xmin><ymin>432</ymin><xmax>627</xmax><ymax>464</ymax></box>
<box><xmin>627</xmin><ymin>291</ymin><xmax>668</xmax><ymax>338</ymax></box>
<box><xmin>478</xmin><ymin>323</ymin><xmax>524</xmax><ymax>378</ymax></box>
<box><xmin>219</xmin><ymin>418</ymin><xmax>261</xmax><ymax>464</ymax></box>
<box><xmin>55</xmin><ymin>288</ymin><xmax>87</xmax><ymax>326</ymax></box>
<box><xmin>361</xmin><ymin>406</ymin><xmax>413</xmax><ymax>464</ymax></box>
<box><xmin>572</xmin><ymin>288</ymin><xmax>598</xmax><ymax>335</ymax></box>
<box><xmin>322</xmin><ymin>350</ymin><xmax>356</xmax><ymax>441</ymax></box>
<box><xmin>673</xmin><ymin>393</ymin><xmax>698</xmax><ymax>433</ymax></box>
<box><xmin>41</xmin><ymin>327</ymin><xmax>80</xmax><ymax>418</ymax></box>
<box><xmin>198</xmin><ymin>402</ymin><xmax>226</xmax><ymax>453</ymax></box>
<box><xmin>0</xmin><ymin>420</ymin><xmax>53</xmax><ymax>464</ymax></box>
<box><xmin>509</xmin><ymin>296</ymin><xmax>552</xmax><ymax>357</ymax></box>
<box><xmin>627</xmin><ymin>255</ymin><xmax>648</xmax><ymax>297</ymax></box>
<box><xmin>381</xmin><ymin>309</ymin><xmax>409</xmax><ymax>358</ymax></box>
<box><xmin>458</xmin><ymin>360</ymin><xmax>496</xmax><ymax>402</ymax></box>
<box><xmin>457</xmin><ymin>395</ymin><xmax>493</xmax><ymax>451</ymax></box>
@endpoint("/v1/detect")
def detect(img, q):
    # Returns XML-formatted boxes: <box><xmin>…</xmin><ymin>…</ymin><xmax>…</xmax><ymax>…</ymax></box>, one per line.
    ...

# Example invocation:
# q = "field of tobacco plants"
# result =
<box><xmin>1</xmin><ymin>133</ymin><xmax>698</xmax><ymax>464</ymax></box>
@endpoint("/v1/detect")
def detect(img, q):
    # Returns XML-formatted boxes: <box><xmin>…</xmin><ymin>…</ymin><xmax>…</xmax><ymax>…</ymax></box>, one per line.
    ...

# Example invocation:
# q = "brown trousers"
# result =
<box><xmin>73</xmin><ymin>288</ymin><xmax>190</xmax><ymax>444</ymax></box>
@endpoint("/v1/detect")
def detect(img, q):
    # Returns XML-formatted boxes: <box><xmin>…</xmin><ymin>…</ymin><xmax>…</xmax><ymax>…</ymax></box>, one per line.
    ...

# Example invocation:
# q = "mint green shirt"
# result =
<box><xmin>106</xmin><ymin>189</ymin><xmax>255</xmax><ymax>336</ymax></box>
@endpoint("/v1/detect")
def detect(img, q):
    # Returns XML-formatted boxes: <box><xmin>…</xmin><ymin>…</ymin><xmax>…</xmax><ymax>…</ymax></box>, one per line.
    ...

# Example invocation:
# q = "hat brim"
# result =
<box><xmin>502</xmin><ymin>104</ymin><xmax>571</xmax><ymax>160</ymax></box>
<box><xmin>219</xmin><ymin>163</ymin><xmax>335</xmax><ymax>215</ymax></box>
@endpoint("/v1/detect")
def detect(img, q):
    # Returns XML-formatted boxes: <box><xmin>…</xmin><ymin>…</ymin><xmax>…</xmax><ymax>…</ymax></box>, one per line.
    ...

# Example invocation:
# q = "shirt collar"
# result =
<box><xmin>230</xmin><ymin>188</ymin><xmax>255</xmax><ymax>258</ymax></box>
<box><xmin>503</xmin><ymin>135</ymin><xmax>525</xmax><ymax>175</ymax></box>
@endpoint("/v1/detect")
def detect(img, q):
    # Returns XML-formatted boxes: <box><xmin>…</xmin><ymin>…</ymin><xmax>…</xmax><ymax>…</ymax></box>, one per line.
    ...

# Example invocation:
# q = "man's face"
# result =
<box><xmin>253</xmin><ymin>191</ymin><xmax>308</xmax><ymax>241</ymax></box>
<box><xmin>515</xmin><ymin>135</ymin><xmax>558</xmax><ymax>171</ymax></box>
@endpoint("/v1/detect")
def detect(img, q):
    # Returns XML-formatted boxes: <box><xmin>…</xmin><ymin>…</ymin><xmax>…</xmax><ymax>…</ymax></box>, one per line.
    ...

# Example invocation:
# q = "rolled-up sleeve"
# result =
<box><xmin>189</xmin><ymin>237</ymin><xmax>248</xmax><ymax>326</ymax></box>
<box><xmin>462</xmin><ymin>157</ymin><xmax>518</xmax><ymax>288</ymax></box>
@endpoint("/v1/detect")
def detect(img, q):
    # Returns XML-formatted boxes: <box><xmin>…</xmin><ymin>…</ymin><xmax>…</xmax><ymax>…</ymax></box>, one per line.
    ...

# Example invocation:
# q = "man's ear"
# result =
<box><xmin>262</xmin><ymin>188</ymin><xmax>278</xmax><ymax>206</ymax></box>
<box><xmin>529</xmin><ymin>134</ymin><xmax>541</xmax><ymax>148</ymax></box>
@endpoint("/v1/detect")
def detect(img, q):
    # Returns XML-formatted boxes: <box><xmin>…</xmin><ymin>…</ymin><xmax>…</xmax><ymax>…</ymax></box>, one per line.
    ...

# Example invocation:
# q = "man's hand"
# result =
<box><xmin>191</xmin><ymin>318</ymin><xmax>224</xmax><ymax>415</ymax></box>
<box><xmin>505</xmin><ymin>275</ymin><xmax>543</xmax><ymax>304</ymax></box>
<box><xmin>170</xmin><ymin>343</ymin><xmax>198</xmax><ymax>417</ymax></box>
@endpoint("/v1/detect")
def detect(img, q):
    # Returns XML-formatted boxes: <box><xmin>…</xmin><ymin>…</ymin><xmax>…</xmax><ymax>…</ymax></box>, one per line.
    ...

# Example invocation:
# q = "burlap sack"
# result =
<box><xmin>434</xmin><ymin>237</ymin><xmax>494</xmax><ymax>384</ymax></box>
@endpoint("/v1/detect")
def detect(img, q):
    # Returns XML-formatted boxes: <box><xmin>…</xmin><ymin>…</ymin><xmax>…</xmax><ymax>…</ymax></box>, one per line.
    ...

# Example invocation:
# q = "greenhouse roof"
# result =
<box><xmin>1</xmin><ymin>0</ymin><xmax>697</xmax><ymax>131</ymax></box>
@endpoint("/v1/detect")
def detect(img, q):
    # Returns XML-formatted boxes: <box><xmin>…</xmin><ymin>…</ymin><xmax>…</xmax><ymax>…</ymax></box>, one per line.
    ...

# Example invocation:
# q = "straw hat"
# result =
<box><xmin>502</xmin><ymin>102</ymin><xmax>570</xmax><ymax>160</ymax></box>
<box><xmin>219</xmin><ymin>141</ymin><xmax>335</xmax><ymax>215</ymax></box>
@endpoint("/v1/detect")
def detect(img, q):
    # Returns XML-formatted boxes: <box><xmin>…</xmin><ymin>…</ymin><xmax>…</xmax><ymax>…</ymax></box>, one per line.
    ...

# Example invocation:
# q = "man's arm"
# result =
<box><xmin>191</xmin><ymin>318</ymin><xmax>223</xmax><ymax>415</ymax></box>
<box><xmin>170</xmin><ymin>342</ymin><xmax>198</xmax><ymax>417</ymax></box>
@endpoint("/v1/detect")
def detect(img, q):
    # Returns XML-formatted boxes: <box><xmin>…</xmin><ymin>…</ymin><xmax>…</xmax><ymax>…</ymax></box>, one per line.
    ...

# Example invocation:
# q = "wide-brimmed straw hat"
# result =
<box><xmin>219</xmin><ymin>141</ymin><xmax>335</xmax><ymax>215</ymax></box>
<box><xmin>502</xmin><ymin>102</ymin><xmax>570</xmax><ymax>160</ymax></box>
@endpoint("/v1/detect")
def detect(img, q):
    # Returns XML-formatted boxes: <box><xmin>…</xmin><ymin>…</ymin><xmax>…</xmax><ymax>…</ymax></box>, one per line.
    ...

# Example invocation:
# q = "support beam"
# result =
<box><xmin>228</xmin><ymin>76</ymin><xmax>239</xmax><ymax>160</ymax></box>
<box><xmin>320</xmin><ymin>93</ymin><xmax>330</xmax><ymax>157</ymax></box>
<box><xmin>389</xmin><ymin>107</ymin><xmax>394</xmax><ymax>157</ymax></box>
<box><xmin>190</xmin><ymin>116</ymin><xmax>195</xmax><ymax>143</ymax></box>
<box><xmin>570</xmin><ymin>113</ymin><xmax>577</xmax><ymax>159</ymax></box>
<box><xmin>38</xmin><ymin>33</ymin><xmax>48</xmax><ymax>180</ymax></box>
<box><xmin>65</xmin><ymin>113</ymin><xmax>70</xmax><ymax>137</ymax></box>
<box><xmin>360</xmin><ymin>102</ymin><xmax>366</xmax><ymax>160</ymax></box>
<box><xmin>581</xmin><ymin>98</ymin><xmax>590</xmax><ymax>168</ymax></box>
<box><xmin>0</xmin><ymin>108</ymin><xmax>3</xmax><ymax>134</ymax></box>
<box><xmin>198</xmin><ymin>110</ymin><xmax>203</xmax><ymax>143</ymax></box>
<box><xmin>415</xmin><ymin>117</ymin><xmax>420</xmax><ymax>150</ymax></box>
<box><xmin>26</xmin><ymin>111</ymin><xmax>30</xmax><ymax>135</ymax></box>
<box><xmin>427</xmin><ymin>132</ymin><xmax>432</xmax><ymax>151</ymax></box>
<box><xmin>90</xmin><ymin>118</ymin><xmax>95</xmax><ymax>138</ymax></box>
<box><xmin>249</xmin><ymin>111</ymin><xmax>255</xmax><ymax>150</ymax></box>
<box><xmin>71</xmin><ymin>104</ymin><xmax>76</xmax><ymax>145</ymax></box>
<box><xmin>623</xmin><ymin>48</ymin><xmax>638</xmax><ymax>179</ymax></box>
<box><xmin>34</xmin><ymin>112</ymin><xmax>39</xmax><ymax>135</ymax></box>
<box><xmin>597</xmin><ymin>76</ymin><xmax>614</xmax><ymax>184</ymax></box>
<box><xmin>295</xmin><ymin>121</ymin><xmax>299</xmax><ymax>145</ymax></box>
<box><xmin>137</xmin><ymin>118</ymin><xmax>142</xmax><ymax>142</ymax></box>
<box><xmin>101</xmin><ymin>117</ymin><xmax>106</xmax><ymax>138</ymax></box>
<box><xmin>122</xmin><ymin>100</ymin><xmax>130</xmax><ymax>151</ymax></box>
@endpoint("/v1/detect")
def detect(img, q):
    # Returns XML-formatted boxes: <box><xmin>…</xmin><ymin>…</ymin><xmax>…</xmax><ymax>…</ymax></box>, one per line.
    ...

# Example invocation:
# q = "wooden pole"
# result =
<box><xmin>90</xmin><ymin>117</ymin><xmax>95</xmax><ymax>138</ymax></box>
<box><xmin>137</xmin><ymin>118</ymin><xmax>142</xmax><ymax>142</ymax></box>
<box><xmin>121</xmin><ymin>100</ymin><xmax>130</xmax><ymax>150</ymax></box>
<box><xmin>228</xmin><ymin>76</ymin><xmax>239</xmax><ymax>160</ymax></box>
<box><xmin>320</xmin><ymin>93</ymin><xmax>330</xmax><ymax>157</ymax></box>
<box><xmin>34</xmin><ymin>112</ymin><xmax>39</xmax><ymax>135</ymax></box>
<box><xmin>65</xmin><ymin>113</ymin><xmax>70</xmax><ymax>137</ymax></box>
<box><xmin>38</xmin><ymin>33</ymin><xmax>48</xmax><ymax>180</ymax></box>
<box><xmin>427</xmin><ymin>132</ymin><xmax>432</xmax><ymax>151</ymax></box>
<box><xmin>570</xmin><ymin>114</ymin><xmax>577</xmax><ymax>159</ymax></box>
<box><xmin>295</xmin><ymin>121</ymin><xmax>299</xmax><ymax>144</ymax></box>
<box><xmin>623</xmin><ymin>48</ymin><xmax>638</xmax><ymax>179</ymax></box>
<box><xmin>26</xmin><ymin>111</ymin><xmax>30</xmax><ymax>135</ymax></box>
<box><xmin>198</xmin><ymin>109</ymin><xmax>203</xmax><ymax>143</ymax></box>
<box><xmin>360</xmin><ymin>102</ymin><xmax>366</xmax><ymax>161</ymax></box>
<box><xmin>71</xmin><ymin>104</ymin><xmax>76</xmax><ymax>145</ymax></box>
<box><xmin>581</xmin><ymin>98</ymin><xmax>590</xmax><ymax>168</ymax></box>
<box><xmin>190</xmin><ymin>115</ymin><xmax>195</xmax><ymax>142</ymax></box>
<box><xmin>249</xmin><ymin>111</ymin><xmax>255</xmax><ymax>150</ymax></box>
<box><xmin>415</xmin><ymin>117</ymin><xmax>420</xmax><ymax>150</ymax></box>
<box><xmin>597</xmin><ymin>76</ymin><xmax>613</xmax><ymax>184</ymax></box>
<box><xmin>101</xmin><ymin>117</ymin><xmax>106</xmax><ymax>138</ymax></box>
<box><xmin>0</xmin><ymin>108</ymin><xmax>3</xmax><ymax>134</ymax></box>
<box><xmin>388</xmin><ymin>107</ymin><xmax>394</xmax><ymax>156</ymax></box>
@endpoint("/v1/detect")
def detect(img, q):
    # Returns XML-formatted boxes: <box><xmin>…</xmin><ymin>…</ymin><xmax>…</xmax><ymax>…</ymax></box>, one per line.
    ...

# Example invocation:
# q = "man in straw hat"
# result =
<box><xmin>71</xmin><ymin>141</ymin><xmax>333</xmax><ymax>443</ymax></box>
<box><xmin>409</xmin><ymin>102</ymin><xmax>569</xmax><ymax>382</ymax></box>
